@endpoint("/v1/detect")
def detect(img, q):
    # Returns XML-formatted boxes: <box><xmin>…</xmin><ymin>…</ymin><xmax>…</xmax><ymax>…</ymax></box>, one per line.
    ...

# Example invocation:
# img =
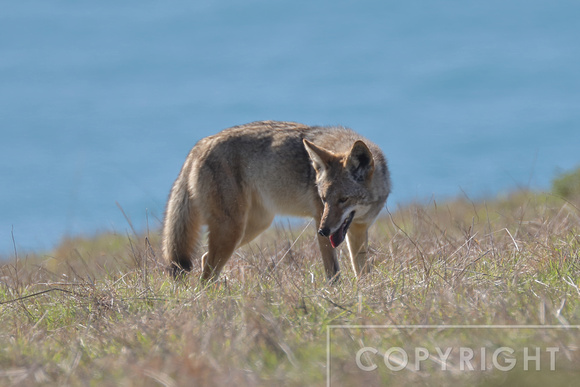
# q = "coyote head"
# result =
<box><xmin>303</xmin><ymin>139</ymin><xmax>375</xmax><ymax>248</ymax></box>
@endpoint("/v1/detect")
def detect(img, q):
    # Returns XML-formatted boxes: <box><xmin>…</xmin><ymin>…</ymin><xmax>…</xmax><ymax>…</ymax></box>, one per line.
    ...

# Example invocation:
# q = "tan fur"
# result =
<box><xmin>162</xmin><ymin>121</ymin><xmax>391</xmax><ymax>282</ymax></box>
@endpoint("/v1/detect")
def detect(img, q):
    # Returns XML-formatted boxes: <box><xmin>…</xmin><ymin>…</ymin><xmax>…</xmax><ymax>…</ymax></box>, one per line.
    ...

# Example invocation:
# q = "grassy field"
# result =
<box><xmin>1</xmin><ymin>189</ymin><xmax>580</xmax><ymax>386</ymax></box>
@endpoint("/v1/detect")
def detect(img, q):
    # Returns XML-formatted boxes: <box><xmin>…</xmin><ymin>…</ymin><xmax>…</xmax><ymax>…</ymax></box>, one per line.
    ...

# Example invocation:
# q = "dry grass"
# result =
<box><xmin>1</xmin><ymin>191</ymin><xmax>580</xmax><ymax>386</ymax></box>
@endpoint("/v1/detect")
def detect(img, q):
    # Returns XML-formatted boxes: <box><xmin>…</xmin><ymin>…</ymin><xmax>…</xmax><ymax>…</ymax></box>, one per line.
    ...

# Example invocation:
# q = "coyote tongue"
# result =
<box><xmin>329</xmin><ymin>211</ymin><xmax>355</xmax><ymax>248</ymax></box>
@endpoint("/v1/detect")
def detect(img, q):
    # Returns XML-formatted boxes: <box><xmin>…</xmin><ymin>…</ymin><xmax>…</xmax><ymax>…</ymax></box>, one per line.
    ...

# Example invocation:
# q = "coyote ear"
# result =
<box><xmin>347</xmin><ymin>140</ymin><xmax>374</xmax><ymax>182</ymax></box>
<box><xmin>303</xmin><ymin>139</ymin><xmax>334</xmax><ymax>173</ymax></box>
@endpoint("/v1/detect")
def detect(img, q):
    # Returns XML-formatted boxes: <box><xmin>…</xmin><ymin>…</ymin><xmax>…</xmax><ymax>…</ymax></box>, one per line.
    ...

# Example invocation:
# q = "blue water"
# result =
<box><xmin>1</xmin><ymin>0</ymin><xmax>579</xmax><ymax>257</ymax></box>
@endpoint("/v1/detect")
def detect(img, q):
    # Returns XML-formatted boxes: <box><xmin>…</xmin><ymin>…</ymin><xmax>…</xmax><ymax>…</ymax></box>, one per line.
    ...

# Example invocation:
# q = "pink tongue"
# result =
<box><xmin>329</xmin><ymin>234</ymin><xmax>338</xmax><ymax>248</ymax></box>
<box><xmin>330</xmin><ymin>229</ymin><xmax>345</xmax><ymax>248</ymax></box>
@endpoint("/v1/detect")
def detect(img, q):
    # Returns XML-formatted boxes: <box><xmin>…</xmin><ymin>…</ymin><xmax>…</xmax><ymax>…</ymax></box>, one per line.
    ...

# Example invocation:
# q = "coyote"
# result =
<box><xmin>162</xmin><ymin>121</ymin><xmax>391</xmax><ymax>281</ymax></box>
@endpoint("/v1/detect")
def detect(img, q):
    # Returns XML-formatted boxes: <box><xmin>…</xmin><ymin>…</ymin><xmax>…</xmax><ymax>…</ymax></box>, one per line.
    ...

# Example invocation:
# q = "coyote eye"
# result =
<box><xmin>339</xmin><ymin>197</ymin><xmax>348</xmax><ymax>204</ymax></box>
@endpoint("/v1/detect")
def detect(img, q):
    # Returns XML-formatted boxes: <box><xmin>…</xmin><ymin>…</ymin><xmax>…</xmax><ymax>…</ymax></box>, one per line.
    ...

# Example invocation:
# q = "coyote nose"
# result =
<box><xmin>318</xmin><ymin>227</ymin><xmax>330</xmax><ymax>237</ymax></box>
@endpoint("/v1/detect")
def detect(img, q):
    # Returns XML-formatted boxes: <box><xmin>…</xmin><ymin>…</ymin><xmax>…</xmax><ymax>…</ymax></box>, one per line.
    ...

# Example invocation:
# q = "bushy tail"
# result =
<box><xmin>162</xmin><ymin>172</ymin><xmax>200</xmax><ymax>275</ymax></box>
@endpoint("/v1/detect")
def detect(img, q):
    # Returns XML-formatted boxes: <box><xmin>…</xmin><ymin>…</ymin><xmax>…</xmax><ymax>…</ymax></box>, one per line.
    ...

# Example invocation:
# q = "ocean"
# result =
<box><xmin>1</xmin><ymin>0</ymin><xmax>579</xmax><ymax>257</ymax></box>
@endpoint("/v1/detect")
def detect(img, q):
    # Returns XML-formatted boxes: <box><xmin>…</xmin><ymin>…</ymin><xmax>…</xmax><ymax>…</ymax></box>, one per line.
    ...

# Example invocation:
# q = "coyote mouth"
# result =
<box><xmin>329</xmin><ymin>211</ymin><xmax>355</xmax><ymax>248</ymax></box>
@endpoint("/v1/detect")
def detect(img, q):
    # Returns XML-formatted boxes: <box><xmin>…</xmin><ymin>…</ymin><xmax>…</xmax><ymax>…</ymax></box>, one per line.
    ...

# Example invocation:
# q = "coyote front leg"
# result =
<box><xmin>346</xmin><ymin>223</ymin><xmax>370</xmax><ymax>277</ymax></box>
<box><xmin>316</xmin><ymin>207</ymin><xmax>340</xmax><ymax>281</ymax></box>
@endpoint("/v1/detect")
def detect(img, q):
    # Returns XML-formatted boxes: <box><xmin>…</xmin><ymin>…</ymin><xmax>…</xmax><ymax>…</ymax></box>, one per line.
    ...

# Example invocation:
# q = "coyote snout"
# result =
<box><xmin>162</xmin><ymin>121</ymin><xmax>391</xmax><ymax>282</ymax></box>
<box><xmin>317</xmin><ymin>210</ymin><xmax>355</xmax><ymax>248</ymax></box>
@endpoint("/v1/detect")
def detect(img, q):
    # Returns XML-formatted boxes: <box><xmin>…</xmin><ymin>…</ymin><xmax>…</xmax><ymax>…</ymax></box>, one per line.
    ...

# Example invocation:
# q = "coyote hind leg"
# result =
<box><xmin>201</xmin><ymin>217</ymin><xmax>245</xmax><ymax>282</ymax></box>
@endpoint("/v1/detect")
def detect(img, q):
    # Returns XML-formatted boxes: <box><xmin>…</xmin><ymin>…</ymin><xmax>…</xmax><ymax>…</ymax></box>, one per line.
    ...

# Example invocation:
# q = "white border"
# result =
<box><xmin>326</xmin><ymin>325</ymin><xmax>580</xmax><ymax>387</ymax></box>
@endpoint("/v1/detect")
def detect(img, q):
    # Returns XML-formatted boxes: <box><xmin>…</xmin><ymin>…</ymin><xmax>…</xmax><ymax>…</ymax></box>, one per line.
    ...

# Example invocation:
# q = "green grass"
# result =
<box><xmin>552</xmin><ymin>165</ymin><xmax>580</xmax><ymax>199</ymax></box>
<box><xmin>1</xmin><ymin>190</ymin><xmax>580</xmax><ymax>386</ymax></box>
